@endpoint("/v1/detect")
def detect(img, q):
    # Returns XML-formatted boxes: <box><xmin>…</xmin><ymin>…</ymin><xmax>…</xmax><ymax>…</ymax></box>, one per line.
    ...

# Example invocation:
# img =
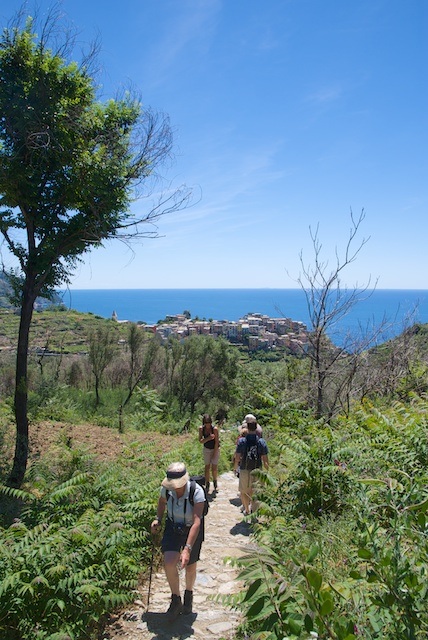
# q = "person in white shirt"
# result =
<box><xmin>151</xmin><ymin>462</ymin><xmax>206</xmax><ymax>622</ymax></box>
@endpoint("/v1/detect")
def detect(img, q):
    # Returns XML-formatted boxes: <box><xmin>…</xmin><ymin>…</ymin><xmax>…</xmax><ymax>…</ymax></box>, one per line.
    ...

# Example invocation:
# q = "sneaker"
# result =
<box><xmin>182</xmin><ymin>589</ymin><xmax>193</xmax><ymax>615</ymax></box>
<box><xmin>165</xmin><ymin>594</ymin><xmax>182</xmax><ymax>622</ymax></box>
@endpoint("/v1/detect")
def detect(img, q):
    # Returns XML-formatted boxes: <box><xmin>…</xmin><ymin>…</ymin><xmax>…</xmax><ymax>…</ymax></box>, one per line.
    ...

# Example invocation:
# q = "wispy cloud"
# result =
<box><xmin>145</xmin><ymin>0</ymin><xmax>222</xmax><ymax>86</ymax></box>
<box><xmin>165</xmin><ymin>140</ymin><xmax>289</xmax><ymax>228</ymax></box>
<box><xmin>306</xmin><ymin>84</ymin><xmax>343</xmax><ymax>106</ymax></box>
<box><xmin>256</xmin><ymin>28</ymin><xmax>282</xmax><ymax>51</ymax></box>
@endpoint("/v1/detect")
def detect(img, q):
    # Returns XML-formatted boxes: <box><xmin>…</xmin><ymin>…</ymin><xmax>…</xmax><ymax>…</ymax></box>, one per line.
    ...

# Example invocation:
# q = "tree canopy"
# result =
<box><xmin>0</xmin><ymin>17</ymin><xmax>186</xmax><ymax>297</ymax></box>
<box><xmin>0</xmin><ymin>12</ymin><xmax>189</xmax><ymax>487</ymax></box>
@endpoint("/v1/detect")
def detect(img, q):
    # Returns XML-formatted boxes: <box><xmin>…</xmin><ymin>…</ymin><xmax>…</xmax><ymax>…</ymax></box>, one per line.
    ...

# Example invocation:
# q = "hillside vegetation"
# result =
<box><xmin>0</xmin><ymin>307</ymin><xmax>132</xmax><ymax>353</ymax></box>
<box><xmin>1</xmin><ymin>309</ymin><xmax>428</xmax><ymax>639</ymax></box>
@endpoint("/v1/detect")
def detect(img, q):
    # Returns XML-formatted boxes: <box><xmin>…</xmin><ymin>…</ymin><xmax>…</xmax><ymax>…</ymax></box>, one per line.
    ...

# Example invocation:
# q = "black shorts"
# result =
<box><xmin>161</xmin><ymin>519</ymin><xmax>203</xmax><ymax>565</ymax></box>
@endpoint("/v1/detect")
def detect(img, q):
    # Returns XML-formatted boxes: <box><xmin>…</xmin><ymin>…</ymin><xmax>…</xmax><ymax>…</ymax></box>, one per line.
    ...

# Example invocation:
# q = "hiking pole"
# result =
<box><xmin>147</xmin><ymin>534</ymin><xmax>156</xmax><ymax>610</ymax></box>
<box><xmin>147</xmin><ymin>531</ymin><xmax>161</xmax><ymax>610</ymax></box>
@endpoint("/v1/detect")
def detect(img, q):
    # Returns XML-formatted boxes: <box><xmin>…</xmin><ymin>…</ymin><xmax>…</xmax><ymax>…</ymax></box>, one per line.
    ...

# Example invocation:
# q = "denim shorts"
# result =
<box><xmin>161</xmin><ymin>519</ymin><xmax>203</xmax><ymax>565</ymax></box>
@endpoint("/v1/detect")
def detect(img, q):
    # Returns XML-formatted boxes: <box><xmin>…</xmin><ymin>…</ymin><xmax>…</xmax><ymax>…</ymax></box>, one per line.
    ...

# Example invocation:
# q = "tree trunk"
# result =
<box><xmin>7</xmin><ymin>280</ymin><xmax>36</xmax><ymax>488</ymax></box>
<box><xmin>118</xmin><ymin>404</ymin><xmax>124</xmax><ymax>433</ymax></box>
<box><xmin>95</xmin><ymin>377</ymin><xmax>100</xmax><ymax>407</ymax></box>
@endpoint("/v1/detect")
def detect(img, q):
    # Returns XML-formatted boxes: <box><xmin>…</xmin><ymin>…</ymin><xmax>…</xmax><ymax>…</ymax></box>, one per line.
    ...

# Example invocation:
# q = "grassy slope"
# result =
<box><xmin>0</xmin><ymin>307</ymin><xmax>135</xmax><ymax>353</ymax></box>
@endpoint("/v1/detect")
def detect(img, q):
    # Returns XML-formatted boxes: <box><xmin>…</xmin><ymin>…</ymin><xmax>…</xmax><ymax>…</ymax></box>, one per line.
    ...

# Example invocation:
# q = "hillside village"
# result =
<box><xmin>139</xmin><ymin>312</ymin><xmax>310</xmax><ymax>353</ymax></box>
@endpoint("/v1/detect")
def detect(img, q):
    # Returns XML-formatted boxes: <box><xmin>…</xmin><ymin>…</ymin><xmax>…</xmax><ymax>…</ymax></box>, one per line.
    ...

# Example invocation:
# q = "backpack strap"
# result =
<box><xmin>166</xmin><ymin>488</ymin><xmax>188</xmax><ymax>523</ymax></box>
<box><xmin>188</xmin><ymin>479</ymin><xmax>196</xmax><ymax>506</ymax></box>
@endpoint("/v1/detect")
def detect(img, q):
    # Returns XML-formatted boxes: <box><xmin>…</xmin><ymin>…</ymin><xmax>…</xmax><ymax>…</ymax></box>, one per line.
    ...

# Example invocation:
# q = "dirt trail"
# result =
<box><xmin>102</xmin><ymin>471</ymin><xmax>252</xmax><ymax>640</ymax></box>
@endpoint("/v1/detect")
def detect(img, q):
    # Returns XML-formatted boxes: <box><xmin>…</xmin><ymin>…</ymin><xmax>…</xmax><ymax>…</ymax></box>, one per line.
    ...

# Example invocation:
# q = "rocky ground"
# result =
<box><xmin>100</xmin><ymin>471</ymin><xmax>253</xmax><ymax>640</ymax></box>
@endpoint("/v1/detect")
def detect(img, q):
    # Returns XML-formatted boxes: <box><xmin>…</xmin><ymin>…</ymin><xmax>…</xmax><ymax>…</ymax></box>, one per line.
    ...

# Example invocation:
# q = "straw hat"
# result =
<box><xmin>161</xmin><ymin>462</ymin><xmax>189</xmax><ymax>490</ymax></box>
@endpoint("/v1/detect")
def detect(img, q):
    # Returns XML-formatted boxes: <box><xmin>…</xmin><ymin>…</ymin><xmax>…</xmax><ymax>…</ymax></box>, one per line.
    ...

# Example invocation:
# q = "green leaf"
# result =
<box><xmin>357</xmin><ymin>548</ymin><xmax>373</xmax><ymax>559</ymax></box>
<box><xmin>306</xmin><ymin>569</ymin><xmax>322</xmax><ymax>592</ymax></box>
<box><xmin>367</xmin><ymin>571</ymin><xmax>380</xmax><ymax>583</ymax></box>
<box><xmin>247</xmin><ymin>596</ymin><xmax>266</xmax><ymax>619</ymax></box>
<box><xmin>359</xmin><ymin>478</ymin><xmax>386</xmax><ymax>486</ymax></box>
<box><xmin>243</xmin><ymin>577</ymin><xmax>262</xmax><ymax>601</ymax></box>
<box><xmin>307</xmin><ymin>544</ymin><xmax>319</xmax><ymax>562</ymax></box>
<box><xmin>249</xmin><ymin>603</ymin><xmax>276</xmax><ymax>623</ymax></box>
<box><xmin>379</xmin><ymin>555</ymin><xmax>392</xmax><ymax>567</ymax></box>
<box><xmin>57</xmin><ymin>599</ymin><xmax>66</xmax><ymax>612</ymax></box>
<box><xmin>287</xmin><ymin>616</ymin><xmax>302</xmax><ymax>635</ymax></box>
<box><xmin>404</xmin><ymin>497</ymin><xmax>428</xmax><ymax>511</ymax></box>
<box><xmin>349</xmin><ymin>570</ymin><xmax>362</xmax><ymax>579</ymax></box>
<box><xmin>320</xmin><ymin>597</ymin><xmax>334</xmax><ymax>616</ymax></box>
<box><xmin>417</xmin><ymin>513</ymin><xmax>426</xmax><ymax>527</ymax></box>
<box><xmin>304</xmin><ymin>613</ymin><xmax>314</xmax><ymax>631</ymax></box>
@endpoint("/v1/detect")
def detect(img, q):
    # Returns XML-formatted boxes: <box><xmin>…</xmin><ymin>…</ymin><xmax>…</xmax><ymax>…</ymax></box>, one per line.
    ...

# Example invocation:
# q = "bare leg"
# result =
<box><xmin>204</xmin><ymin>463</ymin><xmax>210</xmax><ymax>486</ymax></box>
<box><xmin>164</xmin><ymin>551</ymin><xmax>180</xmax><ymax>596</ymax></box>
<box><xmin>212</xmin><ymin>464</ymin><xmax>218</xmax><ymax>483</ymax></box>
<box><xmin>240</xmin><ymin>490</ymin><xmax>251</xmax><ymax>514</ymax></box>
<box><xmin>239</xmin><ymin>472</ymin><xmax>252</xmax><ymax>514</ymax></box>
<box><xmin>185</xmin><ymin>561</ymin><xmax>197</xmax><ymax>591</ymax></box>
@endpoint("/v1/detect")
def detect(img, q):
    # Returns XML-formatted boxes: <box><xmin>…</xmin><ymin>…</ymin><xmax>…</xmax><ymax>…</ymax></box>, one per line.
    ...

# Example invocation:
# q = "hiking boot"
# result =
<box><xmin>213</xmin><ymin>479</ymin><xmax>218</xmax><ymax>491</ymax></box>
<box><xmin>165</xmin><ymin>594</ymin><xmax>182</xmax><ymax>622</ymax></box>
<box><xmin>183</xmin><ymin>589</ymin><xmax>193</xmax><ymax>615</ymax></box>
<box><xmin>206</xmin><ymin>481</ymin><xmax>210</xmax><ymax>493</ymax></box>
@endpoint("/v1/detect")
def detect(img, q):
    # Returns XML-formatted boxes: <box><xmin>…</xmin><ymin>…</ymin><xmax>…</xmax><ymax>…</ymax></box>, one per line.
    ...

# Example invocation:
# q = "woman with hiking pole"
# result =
<box><xmin>150</xmin><ymin>462</ymin><xmax>206</xmax><ymax>622</ymax></box>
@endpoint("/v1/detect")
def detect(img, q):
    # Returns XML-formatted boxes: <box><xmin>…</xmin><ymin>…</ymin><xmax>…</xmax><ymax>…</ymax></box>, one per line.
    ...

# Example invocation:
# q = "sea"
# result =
<box><xmin>58</xmin><ymin>288</ymin><xmax>428</xmax><ymax>346</ymax></box>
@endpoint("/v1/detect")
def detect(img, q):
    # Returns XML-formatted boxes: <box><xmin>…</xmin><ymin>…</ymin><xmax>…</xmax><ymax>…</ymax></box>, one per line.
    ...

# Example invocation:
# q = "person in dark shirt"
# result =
<box><xmin>235</xmin><ymin>417</ymin><xmax>268</xmax><ymax>515</ymax></box>
<box><xmin>199</xmin><ymin>413</ymin><xmax>220</xmax><ymax>493</ymax></box>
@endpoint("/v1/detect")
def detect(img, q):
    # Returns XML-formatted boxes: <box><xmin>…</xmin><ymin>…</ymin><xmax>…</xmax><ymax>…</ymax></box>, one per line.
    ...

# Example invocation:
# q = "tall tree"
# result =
<box><xmin>173</xmin><ymin>335</ymin><xmax>238</xmax><ymax>415</ymax></box>
<box><xmin>0</xmin><ymin>12</ymin><xmax>189</xmax><ymax>487</ymax></box>
<box><xmin>118</xmin><ymin>325</ymin><xmax>160</xmax><ymax>432</ymax></box>
<box><xmin>296</xmin><ymin>210</ymin><xmax>380</xmax><ymax>420</ymax></box>
<box><xmin>88</xmin><ymin>325</ymin><xmax>117</xmax><ymax>408</ymax></box>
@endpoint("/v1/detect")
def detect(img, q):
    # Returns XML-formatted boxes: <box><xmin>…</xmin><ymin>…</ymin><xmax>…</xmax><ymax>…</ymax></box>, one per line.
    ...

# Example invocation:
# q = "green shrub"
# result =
<box><xmin>0</xmin><ymin>441</ymin><xmax>173</xmax><ymax>639</ymax></box>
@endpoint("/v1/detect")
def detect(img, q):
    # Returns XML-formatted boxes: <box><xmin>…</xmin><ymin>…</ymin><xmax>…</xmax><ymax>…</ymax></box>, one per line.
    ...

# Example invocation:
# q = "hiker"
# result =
<box><xmin>239</xmin><ymin>413</ymin><xmax>263</xmax><ymax>438</ymax></box>
<box><xmin>151</xmin><ymin>462</ymin><xmax>206</xmax><ymax>621</ymax></box>
<box><xmin>199</xmin><ymin>413</ymin><xmax>220</xmax><ymax>492</ymax></box>
<box><xmin>235</xmin><ymin>417</ymin><xmax>269</xmax><ymax>515</ymax></box>
<box><xmin>233</xmin><ymin>426</ymin><xmax>247</xmax><ymax>477</ymax></box>
<box><xmin>215</xmin><ymin>407</ymin><xmax>227</xmax><ymax>427</ymax></box>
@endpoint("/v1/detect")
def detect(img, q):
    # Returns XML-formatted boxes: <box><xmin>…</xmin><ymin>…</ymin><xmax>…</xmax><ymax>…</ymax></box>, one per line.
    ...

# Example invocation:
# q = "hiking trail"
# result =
<box><xmin>101</xmin><ymin>471</ymin><xmax>252</xmax><ymax>640</ymax></box>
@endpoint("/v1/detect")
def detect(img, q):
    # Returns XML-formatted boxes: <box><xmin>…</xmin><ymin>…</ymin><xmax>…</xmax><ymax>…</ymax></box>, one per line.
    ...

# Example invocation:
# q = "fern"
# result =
<box><xmin>0</xmin><ymin>456</ymin><xmax>160</xmax><ymax>639</ymax></box>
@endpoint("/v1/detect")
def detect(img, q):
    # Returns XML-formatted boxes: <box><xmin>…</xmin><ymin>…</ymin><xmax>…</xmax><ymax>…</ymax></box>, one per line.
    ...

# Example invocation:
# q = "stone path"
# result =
<box><xmin>101</xmin><ymin>471</ymin><xmax>252</xmax><ymax>640</ymax></box>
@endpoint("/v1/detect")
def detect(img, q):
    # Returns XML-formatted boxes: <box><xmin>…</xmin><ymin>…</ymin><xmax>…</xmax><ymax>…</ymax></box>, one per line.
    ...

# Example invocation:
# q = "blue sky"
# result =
<box><xmin>2</xmin><ymin>0</ymin><xmax>427</xmax><ymax>289</ymax></box>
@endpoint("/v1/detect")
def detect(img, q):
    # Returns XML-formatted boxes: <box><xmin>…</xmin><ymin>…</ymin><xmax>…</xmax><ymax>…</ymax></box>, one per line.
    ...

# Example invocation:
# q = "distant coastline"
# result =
<box><xmin>58</xmin><ymin>288</ymin><xmax>428</xmax><ymax>344</ymax></box>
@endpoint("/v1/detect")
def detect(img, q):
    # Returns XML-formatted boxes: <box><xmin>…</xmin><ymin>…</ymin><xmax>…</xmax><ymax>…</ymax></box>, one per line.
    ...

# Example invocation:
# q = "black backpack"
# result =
<box><xmin>242</xmin><ymin>436</ymin><xmax>262</xmax><ymax>471</ymax></box>
<box><xmin>189</xmin><ymin>475</ymin><xmax>209</xmax><ymax>517</ymax></box>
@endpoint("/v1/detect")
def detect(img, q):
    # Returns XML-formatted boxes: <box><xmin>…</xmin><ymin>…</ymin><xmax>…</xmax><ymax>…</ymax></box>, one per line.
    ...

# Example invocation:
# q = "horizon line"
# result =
<box><xmin>59</xmin><ymin>286</ymin><xmax>428</xmax><ymax>291</ymax></box>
